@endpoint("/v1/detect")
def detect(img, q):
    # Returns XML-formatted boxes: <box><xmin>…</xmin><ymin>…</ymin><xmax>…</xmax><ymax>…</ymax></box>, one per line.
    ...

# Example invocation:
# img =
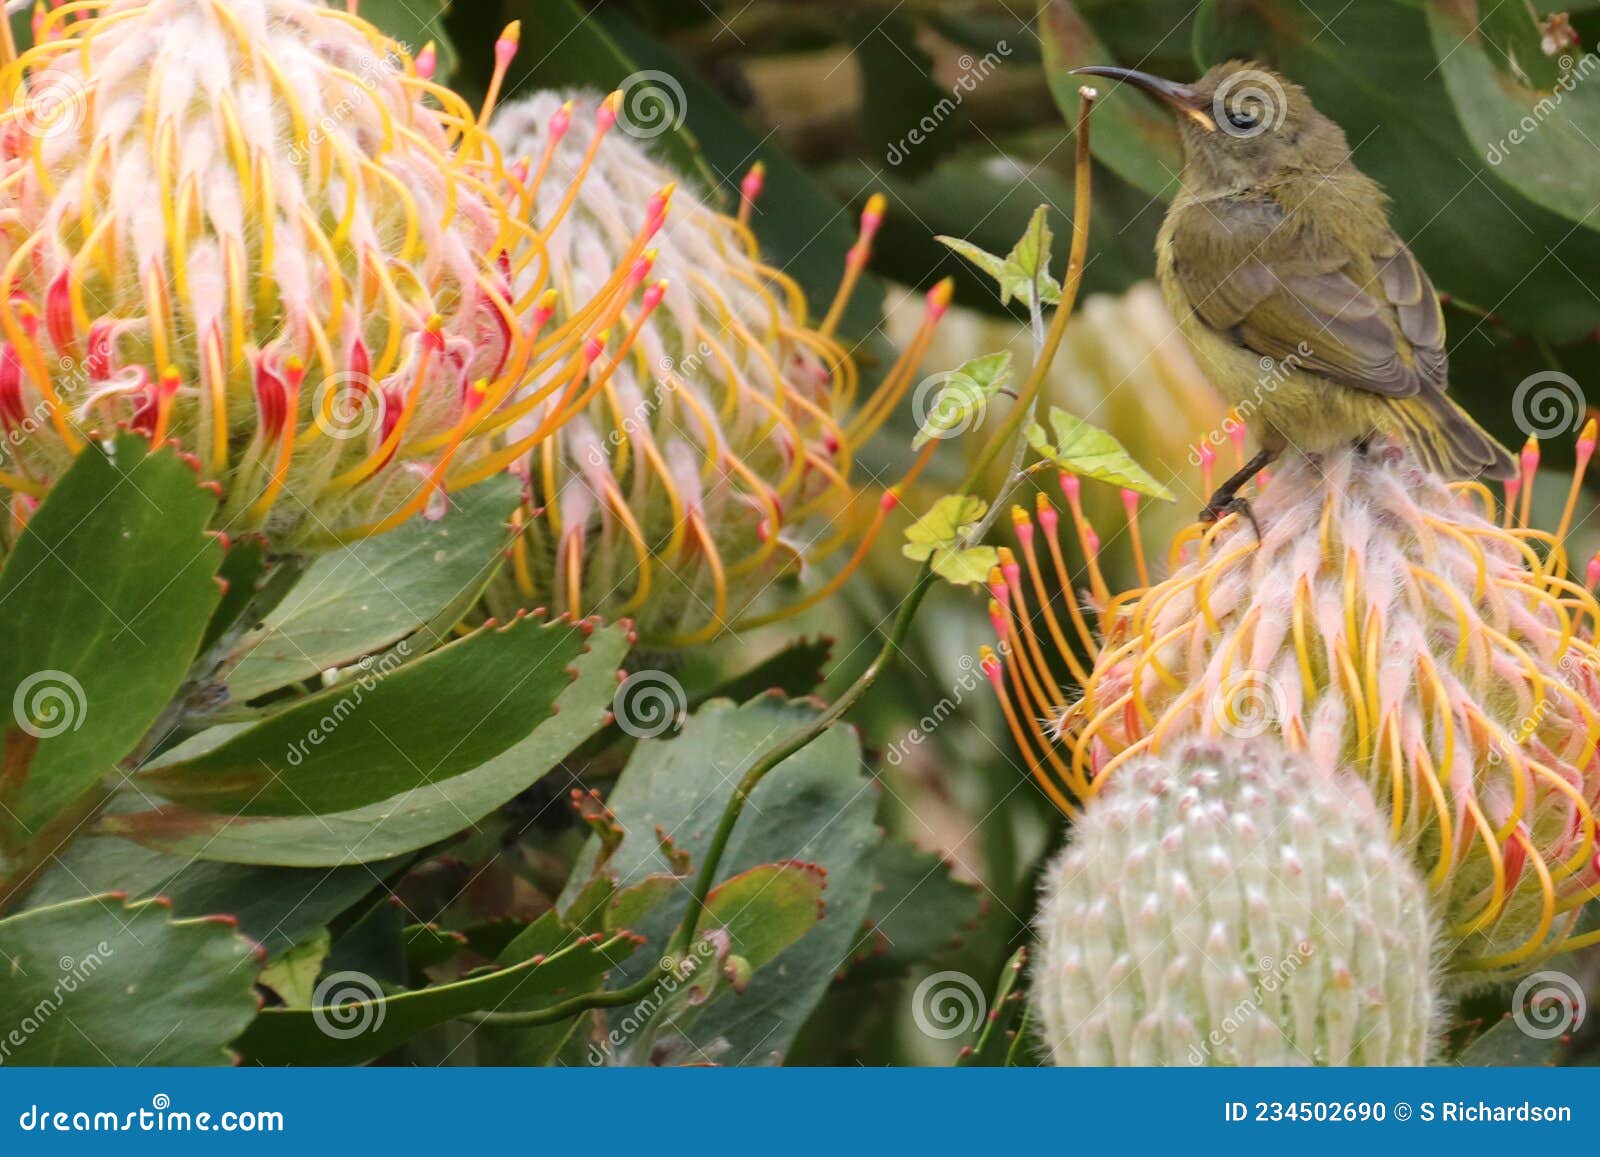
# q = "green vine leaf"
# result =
<box><xmin>1025</xmin><ymin>406</ymin><xmax>1175</xmax><ymax>501</ymax></box>
<box><xmin>902</xmin><ymin>495</ymin><xmax>1000</xmax><ymax>587</ymax></box>
<box><xmin>937</xmin><ymin>204</ymin><xmax>1062</xmax><ymax>308</ymax></box>
<box><xmin>913</xmin><ymin>352</ymin><xmax>1013</xmax><ymax>450</ymax></box>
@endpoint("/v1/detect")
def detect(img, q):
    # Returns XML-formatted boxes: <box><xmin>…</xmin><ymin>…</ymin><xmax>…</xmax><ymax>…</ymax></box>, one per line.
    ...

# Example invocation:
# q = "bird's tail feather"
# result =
<box><xmin>1389</xmin><ymin>395</ymin><xmax>1515</xmax><ymax>482</ymax></box>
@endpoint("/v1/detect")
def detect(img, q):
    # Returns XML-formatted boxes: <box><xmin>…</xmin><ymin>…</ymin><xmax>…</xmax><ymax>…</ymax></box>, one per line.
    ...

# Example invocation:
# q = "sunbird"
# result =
<box><xmin>1074</xmin><ymin>60</ymin><xmax>1514</xmax><ymax>521</ymax></box>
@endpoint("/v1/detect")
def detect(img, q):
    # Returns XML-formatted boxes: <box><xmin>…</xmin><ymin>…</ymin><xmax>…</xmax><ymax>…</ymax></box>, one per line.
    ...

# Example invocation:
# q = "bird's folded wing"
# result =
<box><xmin>1171</xmin><ymin>220</ymin><xmax>1448</xmax><ymax>398</ymax></box>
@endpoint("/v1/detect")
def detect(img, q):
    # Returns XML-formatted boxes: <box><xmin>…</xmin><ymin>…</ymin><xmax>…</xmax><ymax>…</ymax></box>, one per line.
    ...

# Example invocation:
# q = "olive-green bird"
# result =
<box><xmin>1074</xmin><ymin>60</ymin><xmax>1514</xmax><ymax>519</ymax></box>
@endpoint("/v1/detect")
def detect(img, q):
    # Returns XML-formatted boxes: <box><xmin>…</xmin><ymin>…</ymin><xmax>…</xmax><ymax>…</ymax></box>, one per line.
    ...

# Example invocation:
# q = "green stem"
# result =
<box><xmin>463</xmin><ymin>563</ymin><xmax>939</xmax><ymax>1029</ymax></box>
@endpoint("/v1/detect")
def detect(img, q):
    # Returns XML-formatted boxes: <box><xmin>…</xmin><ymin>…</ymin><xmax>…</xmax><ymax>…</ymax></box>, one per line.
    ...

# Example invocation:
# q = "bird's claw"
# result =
<box><xmin>1199</xmin><ymin>495</ymin><xmax>1262</xmax><ymax>541</ymax></box>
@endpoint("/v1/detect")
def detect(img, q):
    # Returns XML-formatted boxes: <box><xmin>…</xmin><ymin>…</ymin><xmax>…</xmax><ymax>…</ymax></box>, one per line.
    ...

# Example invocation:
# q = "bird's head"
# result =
<box><xmin>1074</xmin><ymin>60</ymin><xmax>1351</xmax><ymax>190</ymax></box>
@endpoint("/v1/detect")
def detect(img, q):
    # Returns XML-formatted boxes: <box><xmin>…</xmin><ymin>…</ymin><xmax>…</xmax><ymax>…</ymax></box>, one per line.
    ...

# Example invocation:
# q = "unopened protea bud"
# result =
<box><xmin>1035</xmin><ymin>737</ymin><xmax>1439</xmax><ymax>1066</ymax></box>
<box><xmin>0</xmin><ymin>1</ymin><xmax>602</xmax><ymax>548</ymax></box>
<box><xmin>486</xmin><ymin>92</ymin><xmax>952</xmax><ymax>646</ymax></box>
<box><xmin>988</xmin><ymin>435</ymin><xmax>1600</xmax><ymax>977</ymax></box>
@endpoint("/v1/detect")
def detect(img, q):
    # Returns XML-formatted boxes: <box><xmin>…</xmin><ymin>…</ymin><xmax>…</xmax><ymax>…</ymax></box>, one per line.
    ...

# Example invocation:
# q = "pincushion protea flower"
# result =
<box><xmin>985</xmin><ymin>430</ymin><xmax>1600</xmax><ymax>978</ymax></box>
<box><xmin>485</xmin><ymin>92</ymin><xmax>953</xmax><ymax>646</ymax></box>
<box><xmin>0</xmin><ymin>1</ymin><xmax>625</xmax><ymax>548</ymax></box>
<box><xmin>1036</xmin><ymin>736</ymin><xmax>1439</xmax><ymax>1066</ymax></box>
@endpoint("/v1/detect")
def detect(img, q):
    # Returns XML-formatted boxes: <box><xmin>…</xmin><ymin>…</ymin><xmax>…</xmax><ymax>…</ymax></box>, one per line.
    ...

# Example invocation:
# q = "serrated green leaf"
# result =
<box><xmin>220</xmin><ymin>475</ymin><xmax>519</xmax><ymax>703</ymax></box>
<box><xmin>937</xmin><ymin>223</ymin><xmax>1063</xmax><ymax>310</ymax></box>
<box><xmin>561</xmin><ymin>697</ymin><xmax>880</xmax><ymax>1063</ymax></box>
<box><xmin>1003</xmin><ymin>205</ymin><xmax>1061</xmax><ymax>308</ymax></box>
<box><xmin>234</xmin><ymin>919</ymin><xmax>638</xmax><ymax>1065</ymax></box>
<box><xmin>1026</xmin><ymin>406</ymin><xmax>1174</xmax><ymax>500</ymax></box>
<box><xmin>913</xmin><ymin>352</ymin><xmax>1013</xmax><ymax>450</ymax></box>
<box><xmin>135</xmin><ymin>614</ymin><xmax>589</xmax><ymax>817</ymax></box>
<box><xmin>902</xmin><ymin>496</ymin><xmax>1000</xmax><ymax>587</ymax></box>
<box><xmin>957</xmin><ymin>946</ymin><xmax>1028</xmax><ymax>1066</ymax></box>
<box><xmin>0</xmin><ymin>435</ymin><xmax>222</xmax><ymax>848</ymax></box>
<box><xmin>843</xmin><ymin>840</ymin><xmax>983</xmax><ymax>982</ymax></box>
<box><xmin>701</xmin><ymin>861</ymin><xmax>826</xmax><ymax>971</ymax></box>
<box><xmin>0</xmin><ymin>895</ymin><xmax>259</xmax><ymax>1065</ymax></box>
<box><xmin>102</xmin><ymin>624</ymin><xmax>629</xmax><ymax>867</ymax></box>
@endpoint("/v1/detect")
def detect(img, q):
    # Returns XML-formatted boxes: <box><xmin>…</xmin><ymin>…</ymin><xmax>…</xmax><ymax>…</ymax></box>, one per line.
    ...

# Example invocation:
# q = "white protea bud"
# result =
<box><xmin>1034</xmin><ymin>737</ymin><xmax>1440</xmax><ymax>1066</ymax></box>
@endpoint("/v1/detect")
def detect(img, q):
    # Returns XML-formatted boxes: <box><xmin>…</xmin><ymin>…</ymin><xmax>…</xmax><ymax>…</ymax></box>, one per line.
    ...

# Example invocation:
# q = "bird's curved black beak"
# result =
<box><xmin>1071</xmin><ymin>65</ymin><xmax>1217</xmax><ymax>131</ymax></box>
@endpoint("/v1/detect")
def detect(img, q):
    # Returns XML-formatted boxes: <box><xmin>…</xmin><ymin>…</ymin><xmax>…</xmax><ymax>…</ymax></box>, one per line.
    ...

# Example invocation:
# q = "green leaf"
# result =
<box><xmin>258</xmin><ymin>930</ymin><xmax>331</xmax><ymax>1008</ymax></box>
<box><xmin>1026</xmin><ymin>406</ymin><xmax>1175</xmax><ymax>500</ymax></box>
<box><xmin>1456</xmin><ymin>1016</ymin><xmax>1568</xmax><ymax>1065</ymax></box>
<box><xmin>0</xmin><ymin>435</ymin><xmax>221</xmax><ymax>845</ymax></box>
<box><xmin>842</xmin><ymin>840</ymin><xmax>983</xmax><ymax>982</ymax></box>
<box><xmin>1003</xmin><ymin>205</ymin><xmax>1059</xmax><ymax>307</ymax></box>
<box><xmin>1427</xmin><ymin>0</ymin><xmax>1600</xmax><ymax>234</ymax></box>
<box><xmin>0</xmin><ymin>895</ymin><xmax>259</xmax><ymax>1064</ymax></box>
<box><xmin>19</xmin><ymin>827</ymin><xmax>404</xmax><ymax>960</ymax></box>
<box><xmin>689</xmin><ymin>636</ymin><xmax>833</xmax><ymax>709</ymax></box>
<box><xmin>104</xmin><ymin>623</ymin><xmax>629</xmax><ymax>866</ymax></box>
<box><xmin>357</xmin><ymin>0</ymin><xmax>459</xmax><ymax>84</ymax></box>
<box><xmin>562</xmin><ymin>697</ymin><xmax>881</xmax><ymax>1064</ymax></box>
<box><xmin>136</xmin><ymin>614</ymin><xmax>588</xmax><ymax>816</ymax></box>
<box><xmin>701</xmin><ymin>861</ymin><xmax>826</xmax><ymax>970</ymax></box>
<box><xmin>856</xmin><ymin>12</ymin><xmax>956</xmax><ymax>179</ymax></box>
<box><xmin>913</xmin><ymin>351</ymin><xmax>1014</xmax><ymax>450</ymax></box>
<box><xmin>220</xmin><ymin>475</ymin><xmax>518</xmax><ymax>704</ymax></box>
<box><xmin>1038</xmin><ymin>0</ymin><xmax>1185</xmax><ymax>198</ymax></box>
<box><xmin>957</xmin><ymin>947</ymin><xmax>1029</xmax><ymax>1066</ymax></box>
<box><xmin>202</xmin><ymin>536</ymin><xmax>269</xmax><ymax>654</ymax></box>
<box><xmin>234</xmin><ymin>919</ymin><xmax>639</xmax><ymax>1065</ymax></box>
<box><xmin>901</xmin><ymin>495</ymin><xmax>1001</xmax><ymax>587</ymax></box>
<box><xmin>402</xmin><ymin>923</ymin><xmax>468</xmax><ymax>975</ymax></box>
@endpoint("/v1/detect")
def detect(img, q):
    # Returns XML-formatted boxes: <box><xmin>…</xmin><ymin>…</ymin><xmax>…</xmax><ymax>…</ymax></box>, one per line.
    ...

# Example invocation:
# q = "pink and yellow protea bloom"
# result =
<box><xmin>982</xmin><ymin>429</ymin><xmax>1600</xmax><ymax>977</ymax></box>
<box><xmin>484</xmin><ymin>92</ymin><xmax>952</xmax><ymax>646</ymax></box>
<box><xmin>0</xmin><ymin>2</ymin><xmax>638</xmax><ymax>549</ymax></box>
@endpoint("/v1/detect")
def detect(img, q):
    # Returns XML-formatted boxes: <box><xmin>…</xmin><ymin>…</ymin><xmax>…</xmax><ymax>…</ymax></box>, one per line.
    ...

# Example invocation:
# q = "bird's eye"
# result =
<box><xmin>1226</xmin><ymin>105</ymin><xmax>1261</xmax><ymax>131</ymax></box>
